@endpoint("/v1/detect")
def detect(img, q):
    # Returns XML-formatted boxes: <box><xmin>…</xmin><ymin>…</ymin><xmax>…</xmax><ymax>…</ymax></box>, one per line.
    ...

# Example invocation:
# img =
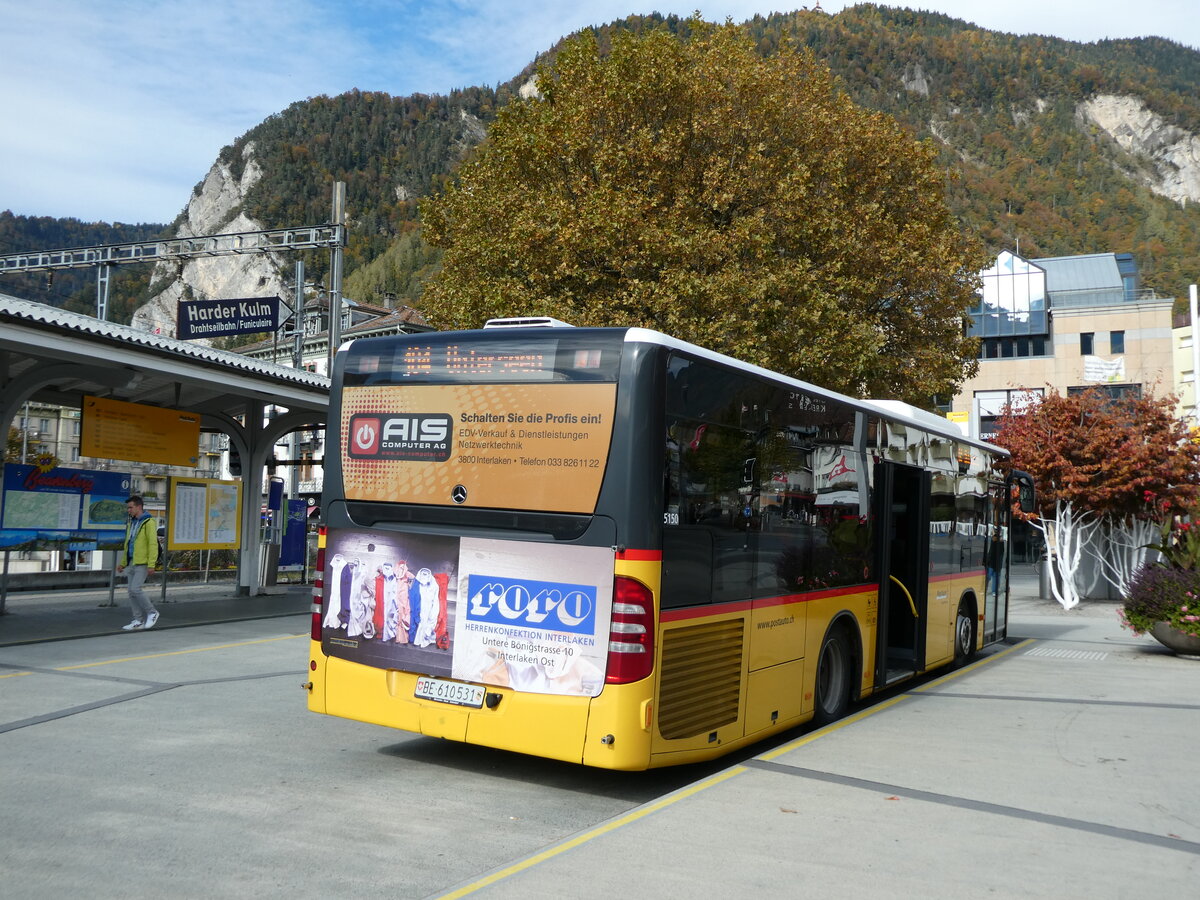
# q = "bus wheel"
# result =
<box><xmin>954</xmin><ymin>599</ymin><xmax>977</xmax><ymax>667</ymax></box>
<box><xmin>814</xmin><ymin>626</ymin><xmax>851</xmax><ymax>725</ymax></box>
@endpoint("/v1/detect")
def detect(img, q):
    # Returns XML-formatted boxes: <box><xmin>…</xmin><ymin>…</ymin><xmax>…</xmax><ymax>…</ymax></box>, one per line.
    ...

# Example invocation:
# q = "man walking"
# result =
<box><xmin>117</xmin><ymin>495</ymin><xmax>160</xmax><ymax>631</ymax></box>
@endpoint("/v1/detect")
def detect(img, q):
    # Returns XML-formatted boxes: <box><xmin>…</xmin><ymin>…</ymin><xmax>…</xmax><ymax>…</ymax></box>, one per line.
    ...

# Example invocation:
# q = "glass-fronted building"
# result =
<box><xmin>953</xmin><ymin>250</ymin><xmax>1174</xmax><ymax>441</ymax></box>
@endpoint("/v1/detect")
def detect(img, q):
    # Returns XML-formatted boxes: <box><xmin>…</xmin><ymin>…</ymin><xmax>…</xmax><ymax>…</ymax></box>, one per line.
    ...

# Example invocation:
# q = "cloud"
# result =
<box><xmin>2</xmin><ymin>0</ymin><xmax>1197</xmax><ymax>224</ymax></box>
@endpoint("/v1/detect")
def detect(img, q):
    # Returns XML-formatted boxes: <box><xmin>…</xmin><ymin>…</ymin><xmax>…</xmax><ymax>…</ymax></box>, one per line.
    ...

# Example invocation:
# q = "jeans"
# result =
<box><xmin>986</xmin><ymin>567</ymin><xmax>1001</xmax><ymax>596</ymax></box>
<box><xmin>127</xmin><ymin>565</ymin><xmax>156</xmax><ymax>621</ymax></box>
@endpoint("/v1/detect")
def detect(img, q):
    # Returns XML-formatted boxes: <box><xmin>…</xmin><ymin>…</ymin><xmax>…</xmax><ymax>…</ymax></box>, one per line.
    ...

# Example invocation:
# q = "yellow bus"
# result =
<box><xmin>306</xmin><ymin>319</ymin><xmax>1033</xmax><ymax>770</ymax></box>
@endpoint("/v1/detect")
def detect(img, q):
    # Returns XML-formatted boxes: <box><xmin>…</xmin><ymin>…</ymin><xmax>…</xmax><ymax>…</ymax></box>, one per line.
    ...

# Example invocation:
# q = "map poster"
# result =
<box><xmin>0</xmin><ymin>463</ymin><xmax>130</xmax><ymax>550</ymax></box>
<box><xmin>166</xmin><ymin>477</ymin><xmax>241</xmax><ymax>550</ymax></box>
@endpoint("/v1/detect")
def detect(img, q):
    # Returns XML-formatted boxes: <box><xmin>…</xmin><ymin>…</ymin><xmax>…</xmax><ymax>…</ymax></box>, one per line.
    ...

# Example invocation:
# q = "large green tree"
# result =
<box><xmin>420</xmin><ymin>19</ymin><xmax>985</xmax><ymax>404</ymax></box>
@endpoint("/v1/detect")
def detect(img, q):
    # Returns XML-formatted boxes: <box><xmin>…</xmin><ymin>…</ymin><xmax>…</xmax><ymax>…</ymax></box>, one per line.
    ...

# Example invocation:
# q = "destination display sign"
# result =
<box><xmin>177</xmin><ymin>295</ymin><xmax>287</xmax><ymax>339</ymax></box>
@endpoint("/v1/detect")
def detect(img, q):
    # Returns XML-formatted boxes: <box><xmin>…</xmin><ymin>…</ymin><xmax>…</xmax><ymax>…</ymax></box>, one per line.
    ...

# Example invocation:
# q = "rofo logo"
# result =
<box><xmin>464</xmin><ymin>573</ymin><xmax>597</xmax><ymax>634</ymax></box>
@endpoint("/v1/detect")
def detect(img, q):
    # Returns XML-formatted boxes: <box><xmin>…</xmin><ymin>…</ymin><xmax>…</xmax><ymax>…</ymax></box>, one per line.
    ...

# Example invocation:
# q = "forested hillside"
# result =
<box><xmin>0</xmin><ymin>212</ymin><xmax>165</xmax><ymax>321</ymax></box>
<box><xmin>766</xmin><ymin>5</ymin><xmax>1200</xmax><ymax>296</ymax></box>
<box><xmin>4</xmin><ymin>4</ymin><xmax>1199</xmax><ymax>321</ymax></box>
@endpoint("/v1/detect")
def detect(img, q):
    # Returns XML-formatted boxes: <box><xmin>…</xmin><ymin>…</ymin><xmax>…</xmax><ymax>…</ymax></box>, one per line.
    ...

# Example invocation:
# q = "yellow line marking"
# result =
<box><xmin>0</xmin><ymin>670</ymin><xmax>33</xmax><ymax>680</ymax></box>
<box><xmin>911</xmin><ymin>638</ymin><xmax>1036</xmax><ymax>692</ymax></box>
<box><xmin>758</xmin><ymin>694</ymin><xmax>912</xmax><ymax>761</ymax></box>
<box><xmin>54</xmin><ymin>633</ymin><xmax>306</xmax><ymax>671</ymax></box>
<box><xmin>435</xmin><ymin>766</ymin><xmax>747</xmax><ymax>899</ymax></box>
<box><xmin>436</xmin><ymin>635</ymin><xmax>1038</xmax><ymax>897</ymax></box>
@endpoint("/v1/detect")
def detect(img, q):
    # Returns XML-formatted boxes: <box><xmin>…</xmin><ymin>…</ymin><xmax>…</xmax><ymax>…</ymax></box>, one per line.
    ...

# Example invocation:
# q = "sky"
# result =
<box><xmin>1</xmin><ymin>0</ymin><xmax>1196</xmax><ymax>227</ymax></box>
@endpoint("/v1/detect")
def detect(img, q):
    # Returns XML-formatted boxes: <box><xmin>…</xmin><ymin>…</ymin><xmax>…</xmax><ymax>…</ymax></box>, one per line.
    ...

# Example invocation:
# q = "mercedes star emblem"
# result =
<box><xmin>451</xmin><ymin>484</ymin><xmax>468</xmax><ymax>504</ymax></box>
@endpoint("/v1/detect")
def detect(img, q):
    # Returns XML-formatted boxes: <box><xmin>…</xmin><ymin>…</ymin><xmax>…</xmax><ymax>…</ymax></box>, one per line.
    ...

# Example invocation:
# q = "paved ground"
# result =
<box><xmin>438</xmin><ymin>566</ymin><xmax>1200</xmax><ymax>898</ymax></box>
<box><xmin>0</xmin><ymin>578</ymin><xmax>310</xmax><ymax>646</ymax></box>
<box><xmin>2</xmin><ymin>565</ymin><xmax>1197</xmax><ymax>899</ymax></box>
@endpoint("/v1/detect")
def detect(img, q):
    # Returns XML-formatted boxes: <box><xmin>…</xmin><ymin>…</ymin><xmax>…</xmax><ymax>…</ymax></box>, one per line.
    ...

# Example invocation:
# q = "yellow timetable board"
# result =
<box><xmin>81</xmin><ymin>395</ymin><xmax>200</xmax><ymax>468</ymax></box>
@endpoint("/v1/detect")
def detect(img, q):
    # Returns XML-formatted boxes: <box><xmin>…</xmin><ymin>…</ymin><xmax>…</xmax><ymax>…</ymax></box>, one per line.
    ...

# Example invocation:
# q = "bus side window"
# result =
<box><xmin>661</xmin><ymin>416</ymin><xmax>754</xmax><ymax>607</ymax></box>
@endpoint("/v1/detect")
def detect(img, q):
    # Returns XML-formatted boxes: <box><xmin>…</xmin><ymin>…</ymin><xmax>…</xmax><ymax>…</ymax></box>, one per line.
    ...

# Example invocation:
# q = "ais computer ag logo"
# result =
<box><xmin>348</xmin><ymin>413</ymin><xmax>452</xmax><ymax>461</ymax></box>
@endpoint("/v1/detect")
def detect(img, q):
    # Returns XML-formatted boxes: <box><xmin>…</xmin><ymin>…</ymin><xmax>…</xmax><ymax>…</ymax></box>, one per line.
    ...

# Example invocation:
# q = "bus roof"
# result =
<box><xmin>623</xmin><ymin>327</ymin><xmax>1008</xmax><ymax>458</ymax></box>
<box><xmin>337</xmin><ymin>323</ymin><xmax>1007</xmax><ymax>458</ymax></box>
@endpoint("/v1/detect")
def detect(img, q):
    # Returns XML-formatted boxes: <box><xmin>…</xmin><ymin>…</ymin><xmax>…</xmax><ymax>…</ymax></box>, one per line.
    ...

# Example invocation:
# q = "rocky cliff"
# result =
<box><xmin>131</xmin><ymin>142</ymin><xmax>290</xmax><ymax>336</ymax></box>
<box><xmin>1078</xmin><ymin>94</ymin><xmax>1200</xmax><ymax>206</ymax></box>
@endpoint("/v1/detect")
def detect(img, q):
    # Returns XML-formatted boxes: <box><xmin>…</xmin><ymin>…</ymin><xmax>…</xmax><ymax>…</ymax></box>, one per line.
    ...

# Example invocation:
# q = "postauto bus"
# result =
<box><xmin>305</xmin><ymin>319</ymin><xmax>1033</xmax><ymax>770</ymax></box>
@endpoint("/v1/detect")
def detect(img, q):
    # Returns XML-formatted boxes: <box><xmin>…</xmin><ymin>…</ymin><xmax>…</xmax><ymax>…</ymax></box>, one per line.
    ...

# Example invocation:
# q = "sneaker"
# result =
<box><xmin>122</xmin><ymin>620</ymin><xmax>143</xmax><ymax>631</ymax></box>
<box><xmin>144</xmin><ymin>610</ymin><xmax>160</xmax><ymax>630</ymax></box>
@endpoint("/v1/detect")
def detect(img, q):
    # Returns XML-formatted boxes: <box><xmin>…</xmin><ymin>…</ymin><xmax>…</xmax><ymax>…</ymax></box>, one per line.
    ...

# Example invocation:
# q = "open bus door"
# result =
<box><xmin>874</xmin><ymin>461</ymin><xmax>931</xmax><ymax>687</ymax></box>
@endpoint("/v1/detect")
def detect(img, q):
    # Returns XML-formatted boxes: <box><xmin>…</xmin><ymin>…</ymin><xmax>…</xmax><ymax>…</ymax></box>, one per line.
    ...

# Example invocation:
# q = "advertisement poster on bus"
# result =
<box><xmin>451</xmin><ymin>539</ymin><xmax>614</xmax><ymax>698</ymax></box>
<box><xmin>0</xmin><ymin>463</ymin><xmax>130</xmax><ymax>549</ymax></box>
<box><xmin>321</xmin><ymin>528</ymin><xmax>461</xmax><ymax>677</ymax></box>
<box><xmin>339</xmin><ymin>382</ymin><xmax>617</xmax><ymax>513</ymax></box>
<box><xmin>321</xmin><ymin>530</ymin><xmax>614</xmax><ymax>697</ymax></box>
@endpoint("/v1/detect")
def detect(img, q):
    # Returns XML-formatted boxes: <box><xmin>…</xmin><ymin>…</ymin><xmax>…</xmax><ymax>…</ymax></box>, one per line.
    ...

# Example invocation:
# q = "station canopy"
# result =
<box><xmin>0</xmin><ymin>292</ymin><xmax>331</xmax><ymax>594</ymax></box>
<box><xmin>0</xmin><ymin>293</ymin><xmax>328</xmax><ymax>418</ymax></box>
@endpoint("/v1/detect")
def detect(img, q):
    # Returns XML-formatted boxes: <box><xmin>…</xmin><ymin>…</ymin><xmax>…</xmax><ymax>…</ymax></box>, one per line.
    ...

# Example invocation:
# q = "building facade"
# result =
<box><xmin>952</xmin><ymin>250</ymin><xmax>1175</xmax><ymax>440</ymax></box>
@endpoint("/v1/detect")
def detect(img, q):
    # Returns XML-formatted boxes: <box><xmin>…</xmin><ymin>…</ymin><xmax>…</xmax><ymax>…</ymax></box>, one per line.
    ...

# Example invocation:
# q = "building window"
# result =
<box><xmin>1068</xmin><ymin>384</ymin><xmax>1141</xmax><ymax>401</ymax></box>
<box><xmin>1110</xmin><ymin>331</ymin><xmax>1125</xmax><ymax>354</ymax></box>
<box><xmin>970</xmin><ymin>251</ymin><xmax>1050</xmax><ymax>339</ymax></box>
<box><xmin>71</xmin><ymin>447</ymin><xmax>80</xmax><ymax>461</ymax></box>
<box><xmin>974</xmin><ymin>388</ymin><xmax>1045</xmax><ymax>441</ymax></box>
<box><xmin>1080</xmin><ymin>333</ymin><xmax>1094</xmax><ymax>355</ymax></box>
<box><xmin>978</xmin><ymin>336</ymin><xmax>1048</xmax><ymax>359</ymax></box>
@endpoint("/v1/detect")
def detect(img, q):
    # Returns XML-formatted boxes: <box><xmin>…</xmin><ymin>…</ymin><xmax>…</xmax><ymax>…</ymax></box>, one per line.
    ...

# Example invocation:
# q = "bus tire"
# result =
<box><xmin>954</xmin><ymin>597</ymin><xmax>978</xmax><ymax>667</ymax></box>
<box><xmin>813</xmin><ymin>625</ymin><xmax>852</xmax><ymax>725</ymax></box>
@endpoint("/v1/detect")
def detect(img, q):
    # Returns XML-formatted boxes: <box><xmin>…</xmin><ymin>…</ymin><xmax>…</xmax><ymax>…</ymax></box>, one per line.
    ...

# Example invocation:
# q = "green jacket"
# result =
<box><xmin>125</xmin><ymin>514</ymin><xmax>159</xmax><ymax>568</ymax></box>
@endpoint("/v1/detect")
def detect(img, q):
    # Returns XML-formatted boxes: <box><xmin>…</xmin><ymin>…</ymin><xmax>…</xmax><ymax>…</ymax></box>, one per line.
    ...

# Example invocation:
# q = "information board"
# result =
<box><xmin>81</xmin><ymin>395</ymin><xmax>201</xmax><ymax>467</ymax></box>
<box><xmin>0</xmin><ymin>463</ymin><xmax>131</xmax><ymax>550</ymax></box>
<box><xmin>166</xmin><ymin>477</ymin><xmax>242</xmax><ymax>550</ymax></box>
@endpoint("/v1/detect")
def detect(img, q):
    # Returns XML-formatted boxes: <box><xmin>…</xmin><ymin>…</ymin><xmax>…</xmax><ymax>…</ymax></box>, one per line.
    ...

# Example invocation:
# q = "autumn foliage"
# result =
<box><xmin>992</xmin><ymin>388</ymin><xmax>1200</xmax><ymax>520</ymax></box>
<box><xmin>420</xmin><ymin>19</ymin><xmax>985</xmax><ymax>404</ymax></box>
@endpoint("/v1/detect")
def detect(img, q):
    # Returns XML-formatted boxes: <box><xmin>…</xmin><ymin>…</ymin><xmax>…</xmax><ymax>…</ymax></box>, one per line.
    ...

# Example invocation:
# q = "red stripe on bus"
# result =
<box><xmin>616</xmin><ymin>549</ymin><xmax>662</xmax><ymax>561</ymax></box>
<box><xmin>930</xmin><ymin>569</ymin><xmax>985</xmax><ymax>582</ymax></box>
<box><xmin>660</xmin><ymin>584</ymin><xmax>870</xmax><ymax>622</ymax></box>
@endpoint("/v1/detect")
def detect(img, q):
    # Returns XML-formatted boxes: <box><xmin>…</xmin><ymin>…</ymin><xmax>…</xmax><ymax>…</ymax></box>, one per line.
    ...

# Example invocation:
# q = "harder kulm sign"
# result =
<box><xmin>176</xmin><ymin>296</ymin><xmax>288</xmax><ymax>340</ymax></box>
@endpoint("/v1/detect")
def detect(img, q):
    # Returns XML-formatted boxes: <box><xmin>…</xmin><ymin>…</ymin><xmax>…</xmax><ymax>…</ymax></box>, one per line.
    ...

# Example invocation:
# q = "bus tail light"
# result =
<box><xmin>310</xmin><ymin>526</ymin><xmax>327</xmax><ymax>643</ymax></box>
<box><xmin>605</xmin><ymin>576</ymin><xmax>655</xmax><ymax>684</ymax></box>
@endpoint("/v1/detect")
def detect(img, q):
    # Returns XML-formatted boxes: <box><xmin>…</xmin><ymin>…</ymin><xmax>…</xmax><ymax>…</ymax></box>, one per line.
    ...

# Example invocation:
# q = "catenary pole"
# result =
<box><xmin>1191</xmin><ymin>284</ymin><xmax>1199</xmax><ymax>426</ymax></box>
<box><xmin>327</xmin><ymin>182</ymin><xmax>346</xmax><ymax>376</ymax></box>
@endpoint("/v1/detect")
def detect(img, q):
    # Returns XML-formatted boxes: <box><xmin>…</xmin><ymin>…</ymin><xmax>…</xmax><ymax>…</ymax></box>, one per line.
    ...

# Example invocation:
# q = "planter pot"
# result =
<box><xmin>1150</xmin><ymin>622</ymin><xmax>1200</xmax><ymax>658</ymax></box>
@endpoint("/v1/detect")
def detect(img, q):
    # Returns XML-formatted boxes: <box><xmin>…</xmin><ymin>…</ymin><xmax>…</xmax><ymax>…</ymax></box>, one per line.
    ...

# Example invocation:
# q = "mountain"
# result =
<box><xmin>6</xmin><ymin>5</ymin><xmax>1200</xmax><ymax>331</ymax></box>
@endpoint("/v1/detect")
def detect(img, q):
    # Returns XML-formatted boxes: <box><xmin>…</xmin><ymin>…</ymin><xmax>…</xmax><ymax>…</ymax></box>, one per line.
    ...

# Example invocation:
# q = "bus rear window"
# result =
<box><xmin>336</xmin><ymin>329</ymin><xmax>624</xmax><ymax>514</ymax></box>
<box><xmin>344</xmin><ymin>330</ymin><xmax>623</xmax><ymax>385</ymax></box>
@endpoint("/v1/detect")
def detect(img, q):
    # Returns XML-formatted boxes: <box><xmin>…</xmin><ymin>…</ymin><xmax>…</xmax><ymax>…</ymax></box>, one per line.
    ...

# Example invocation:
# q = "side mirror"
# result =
<box><xmin>1009</xmin><ymin>469</ymin><xmax>1037</xmax><ymax>514</ymax></box>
